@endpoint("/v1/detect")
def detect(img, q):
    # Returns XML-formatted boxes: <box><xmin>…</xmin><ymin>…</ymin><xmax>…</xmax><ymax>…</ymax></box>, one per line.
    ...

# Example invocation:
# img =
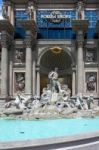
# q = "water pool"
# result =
<box><xmin>0</xmin><ymin>118</ymin><xmax>99</xmax><ymax>142</ymax></box>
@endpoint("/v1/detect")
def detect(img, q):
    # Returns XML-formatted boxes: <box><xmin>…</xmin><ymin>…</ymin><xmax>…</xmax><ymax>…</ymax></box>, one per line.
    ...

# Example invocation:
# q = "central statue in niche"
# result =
<box><xmin>41</xmin><ymin>68</ymin><xmax>71</xmax><ymax>103</ymax></box>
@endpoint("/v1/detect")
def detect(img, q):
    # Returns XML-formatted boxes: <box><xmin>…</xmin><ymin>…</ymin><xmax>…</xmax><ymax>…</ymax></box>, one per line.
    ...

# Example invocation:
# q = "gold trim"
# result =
<box><xmin>50</xmin><ymin>47</ymin><xmax>62</xmax><ymax>54</ymax></box>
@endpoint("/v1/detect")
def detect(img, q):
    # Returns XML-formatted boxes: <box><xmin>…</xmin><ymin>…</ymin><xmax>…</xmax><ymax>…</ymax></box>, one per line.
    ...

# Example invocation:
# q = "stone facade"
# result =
<box><xmin>0</xmin><ymin>0</ymin><xmax>99</xmax><ymax>99</ymax></box>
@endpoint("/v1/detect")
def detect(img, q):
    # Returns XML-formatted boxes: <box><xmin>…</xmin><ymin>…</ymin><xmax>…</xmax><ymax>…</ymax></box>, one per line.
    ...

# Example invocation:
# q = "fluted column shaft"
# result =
<box><xmin>25</xmin><ymin>32</ymin><xmax>32</xmax><ymax>96</ymax></box>
<box><xmin>33</xmin><ymin>58</ymin><xmax>36</xmax><ymax>96</ymax></box>
<box><xmin>36</xmin><ymin>66</ymin><xmax>40</xmax><ymax>97</ymax></box>
<box><xmin>1</xmin><ymin>31</ymin><xmax>9</xmax><ymax>97</ymax></box>
<box><xmin>72</xmin><ymin>70</ymin><xmax>76</xmax><ymax>96</ymax></box>
<box><xmin>19</xmin><ymin>20</ymin><xmax>37</xmax><ymax>97</ymax></box>
<box><xmin>77</xmin><ymin>31</ymin><xmax>84</xmax><ymax>94</ymax></box>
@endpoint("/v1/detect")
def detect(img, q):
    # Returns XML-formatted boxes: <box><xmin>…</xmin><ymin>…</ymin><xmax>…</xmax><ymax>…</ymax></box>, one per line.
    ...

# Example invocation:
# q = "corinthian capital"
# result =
<box><xmin>1</xmin><ymin>31</ymin><xmax>14</xmax><ymax>48</ymax></box>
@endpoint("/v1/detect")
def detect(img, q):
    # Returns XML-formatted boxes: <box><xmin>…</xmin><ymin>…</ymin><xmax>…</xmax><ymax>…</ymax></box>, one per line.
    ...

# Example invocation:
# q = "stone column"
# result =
<box><xmin>72</xmin><ymin>69</ymin><xmax>76</xmax><ymax>96</ymax></box>
<box><xmin>0</xmin><ymin>20</ymin><xmax>14</xmax><ymax>98</ymax></box>
<box><xmin>25</xmin><ymin>31</ymin><xmax>33</xmax><ymax>96</ymax></box>
<box><xmin>96</xmin><ymin>21</ymin><xmax>99</xmax><ymax>97</ymax></box>
<box><xmin>33</xmin><ymin>54</ymin><xmax>36</xmax><ymax>96</ymax></box>
<box><xmin>9</xmin><ymin>42</ymin><xmax>14</xmax><ymax>97</ymax></box>
<box><xmin>72</xmin><ymin>20</ymin><xmax>88</xmax><ymax>95</ymax></box>
<box><xmin>1</xmin><ymin>31</ymin><xmax>8</xmax><ymax>97</ymax></box>
<box><xmin>36</xmin><ymin>66</ymin><xmax>40</xmax><ymax>97</ymax></box>
<box><xmin>20</xmin><ymin>20</ymin><xmax>37</xmax><ymax>97</ymax></box>
<box><xmin>76</xmin><ymin>30</ymin><xmax>84</xmax><ymax>94</ymax></box>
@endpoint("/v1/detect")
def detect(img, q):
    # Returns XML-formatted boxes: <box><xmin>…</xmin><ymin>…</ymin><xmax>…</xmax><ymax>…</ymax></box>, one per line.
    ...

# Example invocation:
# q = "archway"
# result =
<box><xmin>39</xmin><ymin>47</ymin><xmax>74</xmax><ymax>95</ymax></box>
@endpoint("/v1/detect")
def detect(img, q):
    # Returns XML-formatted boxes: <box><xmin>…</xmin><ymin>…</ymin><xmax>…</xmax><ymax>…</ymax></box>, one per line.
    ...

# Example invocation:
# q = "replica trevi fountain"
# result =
<box><xmin>0</xmin><ymin>69</ymin><xmax>99</xmax><ymax>120</ymax></box>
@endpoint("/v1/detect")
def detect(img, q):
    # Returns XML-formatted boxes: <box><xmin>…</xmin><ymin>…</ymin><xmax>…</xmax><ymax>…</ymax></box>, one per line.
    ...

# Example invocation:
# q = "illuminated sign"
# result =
<box><xmin>41</xmin><ymin>11</ymin><xmax>70</xmax><ymax>24</ymax></box>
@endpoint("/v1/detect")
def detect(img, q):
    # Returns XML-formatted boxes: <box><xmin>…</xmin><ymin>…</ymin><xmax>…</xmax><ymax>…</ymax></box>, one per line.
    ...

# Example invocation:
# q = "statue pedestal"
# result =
<box><xmin>19</xmin><ymin>20</ymin><xmax>37</xmax><ymax>33</ymax></box>
<box><xmin>72</xmin><ymin>20</ymin><xmax>89</xmax><ymax>32</ymax></box>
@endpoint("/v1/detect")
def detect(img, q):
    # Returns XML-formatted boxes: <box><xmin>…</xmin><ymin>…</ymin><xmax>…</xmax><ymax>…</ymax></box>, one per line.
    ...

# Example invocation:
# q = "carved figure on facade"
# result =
<box><xmin>76</xmin><ymin>0</ymin><xmax>84</xmax><ymax>20</ymax></box>
<box><xmin>86</xmin><ymin>48</ymin><xmax>97</xmax><ymax>62</ymax></box>
<box><xmin>14</xmin><ymin>49</ymin><xmax>25</xmax><ymax>64</ymax></box>
<box><xmin>86</xmin><ymin>51</ymin><xmax>94</xmax><ymax>62</ymax></box>
<box><xmin>86</xmin><ymin>72</ymin><xmax>97</xmax><ymax>92</ymax></box>
<box><xmin>15</xmin><ymin>73</ymin><xmax>25</xmax><ymax>93</ymax></box>
<box><xmin>27</xmin><ymin>4</ymin><xmax>34</xmax><ymax>20</ymax></box>
<box><xmin>86</xmin><ymin>95</ymin><xmax>94</xmax><ymax>109</ymax></box>
<box><xmin>2</xmin><ymin>4</ymin><xmax>8</xmax><ymax>19</ymax></box>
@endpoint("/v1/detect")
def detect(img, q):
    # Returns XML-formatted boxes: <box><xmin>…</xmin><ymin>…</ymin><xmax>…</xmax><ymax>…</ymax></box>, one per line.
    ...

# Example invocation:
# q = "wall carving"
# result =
<box><xmin>14</xmin><ymin>49</ymin><xmax>25</xmax><ymax>64</ymax></box>
<box><xmin>86</xmin><ymin>72</ymin><xmax>97</xmax><ymax>93</ymax></box>
<box><xmin>85</xmin><ymin>47</ymin><xmax>97</xmax><ymax>63</ymax></box>
<box><xmin>2</xmin><ymin>3</ymin><xmax>8</xmax><ymax>19</ymax></box>
<box><xmin>27</xmin><ymin>4</ymin><xmax>34</xmax><ymax>20</ymax></box>
<box><xmin>76</xmin><ymin>0</ymin><xmax>84</xmax><ymax>20</ymax></box>
<box><xmin>14</xmin><ymin>72</ymin><xmax>25</xmax><ymax>93</ymax></box>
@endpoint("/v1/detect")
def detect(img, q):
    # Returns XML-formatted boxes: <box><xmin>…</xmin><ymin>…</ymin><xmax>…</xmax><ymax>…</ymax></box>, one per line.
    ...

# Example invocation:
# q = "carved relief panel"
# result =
<box><xmin>14</xmin><ymin>49</ymin><xmax>25</xmax><ymax>64</ymax></box>
<box><xmin>14</xmin><ymin>72</ymin><xmax>25</xmax><ymax>93</ymax></box>
<box><xmin>85</xmin><ymin>72</ymin><xmax>97</xmax><ymax>93</ymax></box>
<box><xmin>85</xmin><ymin>46</ymin><xmax>97</xmax><ymax>63</ymax></box>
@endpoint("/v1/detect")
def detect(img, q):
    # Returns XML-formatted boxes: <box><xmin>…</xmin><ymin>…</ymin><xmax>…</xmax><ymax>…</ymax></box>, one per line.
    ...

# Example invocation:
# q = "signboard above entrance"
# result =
<box><xmin>41</xmin><ymin>11</ymin><xmax>70</xmax><ymax>24</ymax></box>
<box><xmin>37</xmin><ymin>10</ymin><xmax>76</xmax><ymax>28</ymax></box>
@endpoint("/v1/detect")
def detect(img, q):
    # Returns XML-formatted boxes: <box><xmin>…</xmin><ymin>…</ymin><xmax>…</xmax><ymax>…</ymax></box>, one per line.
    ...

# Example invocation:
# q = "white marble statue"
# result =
<box><xmin>27</xmin><ymin>5</ymin><xmax>34</xmax><ymax>20</ymax></box>
<box><xmin>14</xmin><ymin>93</ymin><xmax>31</xmax><ymax>109</ymax></box>
<box><xmin>32</xmin><ymin>95</ymin><xmax>41</xmax><ymax>109</ymax></box>
<box><xmin>86</xmin><ymin>95</ymin><xmax>94</xmax><ymax>109</ymax></box>
<box><xmin>41</xmin><ymin>68</ymin><xmax>71</xmax><ymax>104</ymax></box>
<box><xmin>48</xmin><ymin>69</ymin><xmax>61</xmax><ymax>93</ymax></box>
<box><xmin>76</xmin><ymin>0</ymin><xmax>84</xmax><ymax>20</ymax></box>
<box><xmin>2</xmin><ymin>5</ymin><xmax>8</xmax><ymax>19</ymax></box>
